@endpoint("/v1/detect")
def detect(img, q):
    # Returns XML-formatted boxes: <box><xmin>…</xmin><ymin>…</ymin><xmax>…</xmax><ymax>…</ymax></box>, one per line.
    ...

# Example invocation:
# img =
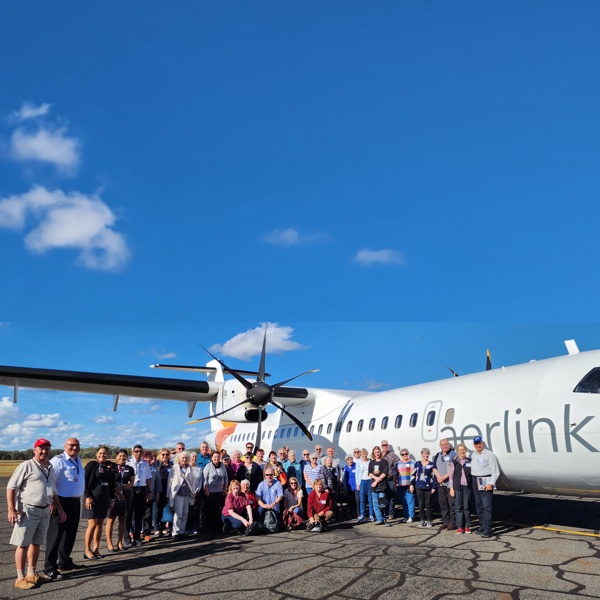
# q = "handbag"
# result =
<box><xmin>162</xmin><ymin>504</ymin><xmax>173</xmax><ymax>523</ymax></box>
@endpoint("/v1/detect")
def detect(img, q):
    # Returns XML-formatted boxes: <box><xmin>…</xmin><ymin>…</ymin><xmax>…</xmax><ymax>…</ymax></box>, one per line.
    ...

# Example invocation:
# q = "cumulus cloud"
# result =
<box><xmin>209</xmin><ymin>322</ymin><xmax>305</xmax><ymax>361</ymax></box>
<box><xmin>264</xmin><ymin>227</ymin><xmax>329</xmax><ymax>247</ymax></box>
<box><xmin>150</xmin><ymin>348</ymin><xmax>176</xmax><ymax>360</ymax></box>
<box><xmin>0</xmin><ymin>185</ymin><xmax>130</xmax><ymax>271</ymax></box>
<box><xmin>10</xmin><ymin>102</ymin><xmax>52</xmax><ymax>122</ymax></box>
<box><xmin>93</xmin><ymin>415</ymin><xmax>116</xmax><ymax>425</ymax></box>
<box><xmin>10</xmin><ymin>127</ymin><xmax>80</xmax><ymax>173</ymax></box>
<box><xmin>354</xmin><ymin>248</ymin><xmax>407</xmax><ymax>267</ymax></box>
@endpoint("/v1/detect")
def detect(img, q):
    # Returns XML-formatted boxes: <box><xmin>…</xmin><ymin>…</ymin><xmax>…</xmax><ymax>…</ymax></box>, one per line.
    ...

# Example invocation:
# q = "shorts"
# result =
<box><xmin>10</xmin><ymin>505</ymin><xmax>51</xmax><ymax>547</ymax></box>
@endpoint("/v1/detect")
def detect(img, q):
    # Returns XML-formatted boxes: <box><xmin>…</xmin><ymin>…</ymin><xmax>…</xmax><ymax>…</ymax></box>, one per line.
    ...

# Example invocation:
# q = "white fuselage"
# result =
<box><xmin>219</xmin><ymin>350</ymin><xmax>600</xmax><ymax>496</ymax></box>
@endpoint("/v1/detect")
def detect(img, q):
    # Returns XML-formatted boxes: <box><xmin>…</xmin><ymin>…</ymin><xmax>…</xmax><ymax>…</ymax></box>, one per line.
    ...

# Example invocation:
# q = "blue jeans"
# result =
<box><xmin>370</xmin><ymin>490</ymin><xmax>385</xmax><ymax>522</ymax></box>
<box><xmin>396</xmin><ymin>485</ymin><xmax>415</xmax><ymax>519</ymax></box>
<box><xmin>454</xmin><ymin>485</ymin><xmax>471</xmax><ymax>529</ymax></box>
<box><xmin>359</xmin><ymin>480</ymin><xmax>373</xmax><ymax>518</ymax></box>
<box><xmin>221</xmin><ymin>514</ymin><xmax>244</xmax><ymax>529</ymax></box>
<box><xmin>386</xmin><ymin>480</ymin><xmax>395</xmax><ymax>517</ymax></box>
<box><xmin>472</xmin><ymin>480</ymin><xmax>493</xmax><ymax>534</ymax></box>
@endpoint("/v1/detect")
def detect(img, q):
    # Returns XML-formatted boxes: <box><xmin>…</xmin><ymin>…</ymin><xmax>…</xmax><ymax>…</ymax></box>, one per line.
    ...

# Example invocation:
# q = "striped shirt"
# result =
<box><xmin>395</xmin><ymin>460</ymin><xmax>416</xmax><ymax>486</ymax></box>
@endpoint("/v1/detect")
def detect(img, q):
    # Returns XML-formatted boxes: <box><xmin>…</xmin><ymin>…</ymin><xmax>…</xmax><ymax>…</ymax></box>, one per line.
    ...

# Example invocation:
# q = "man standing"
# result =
<box><xmin>126</xmin><ymin>445</ymin><xmax>152</xmax><ymax>546</ymax></box>
<box><xmin>470</xmin><ymin>436</ymin><xmax>500</xmax><ymax>538</ymax></box>
<box><xmin>245</xmin><ymin>442</ymin><xmax>255</xmax><ymax>456</ymax></box>
<box><xmin>381</xmin><ymin>440</ymin><xmax>400</xmax><ymax>519</ymax></box>
<box><xmin>197</xmin><ymin>442</ymin><xmax>212</xmax><ymax>469</ymax></box>
<box><xmin>44</xmin><ymin>437</ymin><xmax>84</xmax><ymax>577</ymax></box>
<box><xmin>433</xmin><ymin>438</ymin><xmax>457</xmax><ymax>530</ymax></box>
<box><xmin>7</xmin><ymin>439</ymin><xmax>66</xmax><ymax>589</ymax></box>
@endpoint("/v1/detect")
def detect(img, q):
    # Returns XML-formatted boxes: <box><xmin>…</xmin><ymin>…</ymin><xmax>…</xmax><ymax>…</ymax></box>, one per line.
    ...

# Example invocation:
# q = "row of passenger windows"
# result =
<box><xmin>227</xmin><ymin>409</ymin><xmax>456</xmax><ymax>445</ymax></box>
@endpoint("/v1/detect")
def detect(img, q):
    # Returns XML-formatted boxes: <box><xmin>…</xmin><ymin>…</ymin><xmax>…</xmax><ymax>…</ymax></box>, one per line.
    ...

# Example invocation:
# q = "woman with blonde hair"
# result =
<box><xmin>282</xmin><ymin>476</ymin><xmax>304</xmax><ymax>530</ymax></box>
<box><xmin>307</xmin><ymin>479</ymin><xmax>333</xmax><ymax>532</ymax></box>
<box><xmin>222</xmin><ymin>479</ymin><xmax>253</xmax><ymax>534</ymax></box>
<box><xmin>166</xmin><ymin>451</ymin><xmax>198</xmax><ymax>540</ymax></box>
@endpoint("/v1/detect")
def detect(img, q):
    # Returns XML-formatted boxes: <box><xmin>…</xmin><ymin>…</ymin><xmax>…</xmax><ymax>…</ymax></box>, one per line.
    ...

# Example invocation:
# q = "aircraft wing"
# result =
<box><xmin>0</xmin><ymin>365</ymin><xmax>222</xmax><ymax>403</ymax></box>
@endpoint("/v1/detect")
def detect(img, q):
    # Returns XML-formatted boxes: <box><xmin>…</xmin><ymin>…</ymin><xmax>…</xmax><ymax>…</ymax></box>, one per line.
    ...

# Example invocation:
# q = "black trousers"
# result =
<box><xmin>437</xmin><ymin>484</ymin><xmax>456</xmax><ymax>526</ymax></box>
<box><xmin>127</xmin><ymin>487</ymin><xmax>147</xmax><ymax>540</ymax></box>
<box><xmin>44</xmin><ymin>496</ymin><xmax>80</xmax><ymax>571</ymax></box>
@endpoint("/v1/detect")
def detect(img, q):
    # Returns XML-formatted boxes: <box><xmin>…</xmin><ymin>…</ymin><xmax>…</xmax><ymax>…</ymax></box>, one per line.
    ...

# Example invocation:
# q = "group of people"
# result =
<box><xmin>6</xmin><ymin>435</ymin><xmax>500</xmax><ymax>590</ymax></box>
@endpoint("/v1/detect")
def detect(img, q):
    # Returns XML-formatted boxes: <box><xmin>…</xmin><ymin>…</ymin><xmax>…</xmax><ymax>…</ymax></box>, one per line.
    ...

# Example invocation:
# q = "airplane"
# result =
<box><xmin>0</xmin><ymin>337</ymin><xmax>598</xmax><ymax>498</ymax></box>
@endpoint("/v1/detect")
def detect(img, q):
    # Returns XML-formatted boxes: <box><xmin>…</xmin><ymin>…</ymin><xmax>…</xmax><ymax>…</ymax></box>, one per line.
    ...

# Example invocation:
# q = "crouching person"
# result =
<box><xmin>222</xmin><ymin>480</ymin><xmax>253</xmax><ymax>534</ymax></box>
<box><xmin>256</xmin><ymin>468</ymin><xmax>283</xmax><ymax>533</ymax></box>
<box><xmin>307</xmin><ymin>479</ymin><xmax>333</xmax><ymax>532</ymax></box>
<box><xmin>7</xmin><ymin>439</ymin><xmax>66</xmax><ymax>589</ymax></box>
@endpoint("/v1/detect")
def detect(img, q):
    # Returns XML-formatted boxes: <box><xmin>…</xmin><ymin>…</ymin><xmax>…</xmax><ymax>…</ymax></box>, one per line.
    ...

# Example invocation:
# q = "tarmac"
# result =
<box><xmin>0</xmin><ymin>478</ymin><xmax>599</xmax><ymax>600</ymax></box>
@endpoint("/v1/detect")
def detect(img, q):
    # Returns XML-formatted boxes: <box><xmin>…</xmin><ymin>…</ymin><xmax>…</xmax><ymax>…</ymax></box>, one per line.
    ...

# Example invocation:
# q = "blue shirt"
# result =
<box><xmin>255</xmin><ymin>480</ymin><xmax>284</xmax><ymax>512</ymax></box>
<box><xmin>50</xmin><ymin>452</ymin><xmax>85</xmax><ymax>498</ymax></box>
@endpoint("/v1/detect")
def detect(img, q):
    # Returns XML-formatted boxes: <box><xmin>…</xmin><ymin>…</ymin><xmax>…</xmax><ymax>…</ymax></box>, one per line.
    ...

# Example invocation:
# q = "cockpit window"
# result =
<box><xmin>574</xmin><ymin>367</ymin><xmax>600</xmax><ymax>393</ymax></box>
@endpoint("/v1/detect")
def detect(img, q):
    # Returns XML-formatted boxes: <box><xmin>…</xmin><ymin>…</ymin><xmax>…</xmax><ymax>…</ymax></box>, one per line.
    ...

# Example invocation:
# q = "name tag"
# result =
<box><xmin>465</xmin><ymin>462</ymin><xmax>471</xmax><ymax>467</ymax></box>
<box><xmin>46</xmin><ymin>486</ymin><xmax>54</xmax><ymax>499</ymax></box>
<box><xmin>320</xmin><ymin>499</ymin><xmax>326</xmax><ymax>504</ymax></box>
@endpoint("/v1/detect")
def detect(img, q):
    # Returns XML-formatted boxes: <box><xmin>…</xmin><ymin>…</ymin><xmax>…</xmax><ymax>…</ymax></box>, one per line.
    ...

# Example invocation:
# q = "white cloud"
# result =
<box><xmin>0</xmin><ymin>185</ymin><xmax>130</xmax><ymax>271</ymax></box>
<box><xmin>149</xmin><ymin>348</ymin><xmax>176</xmax><ymax>360</ymax></box>
<box><xmin>264</xmin><ymin>227</ymin><xmax>329</xmax><ymax>247</ymax></box>
<box><xmin>93</xmin><ymin>415</ymin><xmax>116</xmax><ymax>425</ymax></box>
<box><xmin>10</xmin><ymin>102</ymin><xmax>52</xmax><ymax>122</ymax></box>
<box><xmin>209</xmin><ymin>322</ymin><xmax>305</xmax><ymax>361</ymax></box>
<box><xmin>10</xmin><ymin>126</ymin><xmax>80</xmax><ymax>174</ymax></box>
<box><xmin>354</xmin><ymin>248</ymin><xmax>407</xmax><ymax>267</ymax></box>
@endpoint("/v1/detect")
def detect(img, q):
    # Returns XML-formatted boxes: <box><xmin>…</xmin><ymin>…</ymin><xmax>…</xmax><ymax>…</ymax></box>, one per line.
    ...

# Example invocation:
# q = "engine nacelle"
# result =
<box><xmin>210</xmin><ymin>379</ymin><xmax>255</xmax><ymax>423</ymax></box>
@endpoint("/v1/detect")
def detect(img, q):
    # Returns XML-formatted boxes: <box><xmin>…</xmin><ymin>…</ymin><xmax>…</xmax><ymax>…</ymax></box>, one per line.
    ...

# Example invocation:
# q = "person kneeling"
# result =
<box><xmin>307</xmin><ymin>479</ymin><xmax>333</xmax><ymax>532</ymax></box>
<box><xmin>222</xmin><ymin>480</ymin><xmax>253</xmax><ymax>534</ymax></box>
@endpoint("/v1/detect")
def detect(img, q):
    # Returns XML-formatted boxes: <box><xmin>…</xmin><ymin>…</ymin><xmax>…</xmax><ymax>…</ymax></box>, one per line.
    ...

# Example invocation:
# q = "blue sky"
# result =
<box><xmin>1</xmin><ymin>3</ymin><xmax>599</xmax><ymax>449</ymax></box>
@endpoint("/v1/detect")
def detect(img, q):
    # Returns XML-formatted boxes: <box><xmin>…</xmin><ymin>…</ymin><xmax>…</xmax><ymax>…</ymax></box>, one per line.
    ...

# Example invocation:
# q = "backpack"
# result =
<box><xmin>282</xmin><ymin>508</ymin><xmax>303</xmax><ymax>530</ymax></box>
<box><xmin>262</xmin><ymin>509</ymin><xmax>279</xmax><ymax>534</ymax></box>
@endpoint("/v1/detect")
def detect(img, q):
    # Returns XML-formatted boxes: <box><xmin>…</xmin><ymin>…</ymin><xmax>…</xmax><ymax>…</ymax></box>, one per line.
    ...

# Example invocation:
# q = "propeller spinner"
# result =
<box><xmin>187</xmin><ymin>329</ymin><xmax>317</xmax><ymax>442</ymax></box>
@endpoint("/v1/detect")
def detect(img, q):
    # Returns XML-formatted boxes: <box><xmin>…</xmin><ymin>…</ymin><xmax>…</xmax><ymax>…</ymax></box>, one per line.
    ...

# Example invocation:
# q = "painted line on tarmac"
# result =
<box><xmin>531</xmin><ymin>525</ymin><xmax>600</xmax><ymax>538</ymax></box>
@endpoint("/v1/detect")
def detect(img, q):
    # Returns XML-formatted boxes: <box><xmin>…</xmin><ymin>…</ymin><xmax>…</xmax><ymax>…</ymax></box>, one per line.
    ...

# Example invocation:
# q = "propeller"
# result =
<box><xmin>187</xmin><ymin>328</ymin><xmax>318</xmax><ymax>442</ymax></box>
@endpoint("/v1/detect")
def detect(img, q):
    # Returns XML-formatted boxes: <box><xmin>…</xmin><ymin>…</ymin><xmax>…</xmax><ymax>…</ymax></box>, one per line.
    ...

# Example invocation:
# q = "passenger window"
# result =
<box><xmin>346</xmin><ymin>421</ymin><xmax>352</xmax><ymax>433</ymax></box>
<box><xmin>444</xmin><ymin>409</ymin><xmax>455</xmax><ymax>425</ymax></box>
<box><xmin>426</xmin><ymin>411</ymin><xmax>436</xmax><ymax>426</ymax></box>
<box><xmin>327</xmin><ymin>423</ymin><xmax>332</xmax><ymax>434</ymax></box>
<box><xmin>357</xmin><ymin>419</ymin><xmax>364</xmax><ymax>432</ymax></box>
<box><xmin>409</xmin><ymin>413</ymin><xmax>418</xmax><ymax>428</ymax></box>
<box><xmin>273</xmin><ymin>430</ymin><xmax>278</xmax><ymax>439</ymax></box>
<box><xmin>310</xmin><ymin>425</ymin><xmax>315</xmax><ymax>435</ymax></box>
<box><xmin>287</xmin><ymin>428</ymin><xmax>292</xmax><ymax>438</ymax></box>
<box><xmin>369</xmin><ymin>418</ymin><xmax>376</xmax><ymax>431</ymax></box>
<box><xmin>262</xmin><ymin>431</ymin><xmax>266</xmax><ymax>440</ymax></box>
<box><xmin>294</xmin><ymin>427</ymin><xmax>299</xmax><ymax>437</ymax></box>
<box><xmin>268</xmin><ymin>430</ymin><xmax>272</xmax><ymax>439</ymax></box>
<box><xmin>336</xmin><ymin>422</ymin><xmax>342</xmax><ymax>433</ymax></box>
<box><xmin>252</xmin><ymin>432</ymin><xmax>255</xmax><ymax>440</ymax></box>
<box><xmin>318</xmin><ymin>424</ymin><xmax>323</xmax><ymax>435</ymax></box>
<box><xmin>395</xmin><ymin>415</ymin><xmax>402</xmax><ymax>429</ymax></box>
<box><xmin>381</xmin><ymin>416</ymin><xmax>388</xmax><ymax>430</ymax></box>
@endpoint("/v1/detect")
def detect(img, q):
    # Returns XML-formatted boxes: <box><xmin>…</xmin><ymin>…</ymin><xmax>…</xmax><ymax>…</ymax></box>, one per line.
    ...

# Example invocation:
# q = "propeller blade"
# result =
<box><xmin>272</xmin><ymin>369</ymin><xmax>319</xmax><ymax>390</ymax></box>
<box><xmin>270</xmin><ymin>399</ymin><xmax>312</xmax><ymax>441</ymax></box>
<box><xmin>186</xmin><ymin>398</ymin><xmax>250</xmax><ymax>424</ymax></box>
<box><xmin>256</xmin><ymin>405</ymin><xmax>262</xmax><ymax>446</ymax></box>
<box><xmin>197</xmin><ymin>343</ymin><xmax>252</xmax><ymax>390</ymax></box>
<box><xmin>258</xmin><ymin>326</ymin><xmax>267</xmax><ymax>384</ymax></box>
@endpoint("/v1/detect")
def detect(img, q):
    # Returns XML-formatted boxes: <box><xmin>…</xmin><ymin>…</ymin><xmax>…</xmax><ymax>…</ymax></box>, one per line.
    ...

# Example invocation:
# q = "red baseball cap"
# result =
<box><xmin>34</xmin><ymin>438</ymin><xmax>52</xmax><ymax>448</ymax></box>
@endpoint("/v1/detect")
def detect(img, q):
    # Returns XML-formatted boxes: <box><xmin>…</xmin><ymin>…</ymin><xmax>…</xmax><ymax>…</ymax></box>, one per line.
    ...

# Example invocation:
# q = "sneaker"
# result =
<box><xmin>15</xmin><ymin>578</ymin><xmax>36</xmax><ymax>590</ymax></box>
<box><xmin>356</xmin><ymin>516</ymin><xmax>364</xmax><ymax>523</ymax></box>
<box><xmin>26</xmin><ymin>572</ymin><xmax>52</xmax><ymax>584</ymax></box>
<box><xmin>481</xmin><ymin>533</ymin><xmax>493</xmax><ymax>538</ymax></box>
<box><xmin>464</xmin><ymin>527</ymin><xmax>472</xmax><ymax>534</ymax></box>
<box><xmin>426</xmin><ymin>521</ymin><xmax>433</xmax><ymax>528</ymax></box>
<box><xmin>456</xmin><ymin>528</ymin><xmax>464</xmax><ymax>534</ymax></box>
<box><xmin>406</xmin><ymin>518</ymin><xmax>413</xmax><ymax>523</ymax></box>
<box><xmin>369</xmin><ymin>516</ymin><xmax>375</xmax><ymax>522</ymax></box>
<box><xmin>419</xmin><ymin>521</ymin><xmax>426</xmax><ymax>528</ymax></box>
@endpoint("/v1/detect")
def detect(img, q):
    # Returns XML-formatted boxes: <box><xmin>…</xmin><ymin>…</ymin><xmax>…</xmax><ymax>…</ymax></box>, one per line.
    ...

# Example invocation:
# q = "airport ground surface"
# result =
<box><xmin>0</xmin><ymin>479</ymin><xmax>598</xmax><ymax>600</ymax></box>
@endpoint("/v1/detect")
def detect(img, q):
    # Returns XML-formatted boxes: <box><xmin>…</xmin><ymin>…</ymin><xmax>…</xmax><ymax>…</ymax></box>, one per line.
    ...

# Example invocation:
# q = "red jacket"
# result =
<box><xmin>307</xmin><ymin>489</ymin><xmax>333</xmax><ymax>518</ymax></box>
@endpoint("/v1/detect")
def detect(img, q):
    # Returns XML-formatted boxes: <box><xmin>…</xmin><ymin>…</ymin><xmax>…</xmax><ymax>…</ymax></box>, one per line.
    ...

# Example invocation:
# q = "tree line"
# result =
<box><xmin>0</xmin><ymin>445</ymin><xmax>153</xmax><ymax>460</ymax></box>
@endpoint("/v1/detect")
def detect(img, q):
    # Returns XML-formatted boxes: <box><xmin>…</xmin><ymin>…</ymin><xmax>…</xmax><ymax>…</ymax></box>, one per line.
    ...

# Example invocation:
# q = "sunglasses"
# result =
<box><xmin>401</xmin><ymin>453</ymin><xmax>409</xmax><ymax>456</ymax></box>
<box><xmin>265</xmin><ymin>474</ymin><xmax>274</xmax><ymax>477</ymax></box>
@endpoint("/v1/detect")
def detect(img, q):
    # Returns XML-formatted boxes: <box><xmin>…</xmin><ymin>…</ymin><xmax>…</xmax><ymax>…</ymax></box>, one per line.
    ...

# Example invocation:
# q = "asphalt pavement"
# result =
<box><xmin>0</xmin><ymin>479</ymin><xmax>598</xmax><ymax>600</ymax></box>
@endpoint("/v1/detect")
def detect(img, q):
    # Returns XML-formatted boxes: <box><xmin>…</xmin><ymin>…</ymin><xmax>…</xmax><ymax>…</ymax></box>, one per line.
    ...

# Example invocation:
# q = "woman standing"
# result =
<box><xmin>394</xmin><ymin>448</ymin><xmax>416</xmax><ymax>523</ymax></box>
<box><xmin>356</xmin><ymin>448</ymin><xmax>372</xmax><ymax>523</ymax></box>
<box><xmin>368</xmin><ymin>446</ymin><xmax>391</xmax><ymax>527</ymax></box>
<box><xmin>409</xmin><ymin>448</ymin><xmax>437</xmax><ymax>528</ymax></box>
<box><xmin>203</xmin><ymin>451</ymin><xmax>228</xmax><ymax>531</ymax></box>
<box><xmin>448</xmin><ymin>443</ymin><xmax>472</xmax><ymax>534</ymax></box>
<box><xmin>155</xmin><ymin>449</ymin><xmax>172</xmax><ymax>536</ymax></box>
<box><xmin>166</xmin><ymin>451</ymin><xmax>198</xmax><ymax>540</ymax></box>
<box><xmin>343</xmin><ymin>455</ymin><xmax>359</xmax><ymax>519</ymax></box>
<box><xmin>82</xmin><ymin>447</ymin><xmax>115</xmax><ymax>559</ymax></box>
<box><xmin>105</xmin><ymin>449</ymin><xmax>134</xmax><ymax>551</ymax></box>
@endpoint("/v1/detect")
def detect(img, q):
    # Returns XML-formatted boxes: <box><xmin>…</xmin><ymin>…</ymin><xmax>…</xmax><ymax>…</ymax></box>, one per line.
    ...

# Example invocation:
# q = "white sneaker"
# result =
<box><xmin>419</xmin><ymin>521</ymin><xmax>426</xmax><ymax>528</ymax></box>
<box><xmin>407</xmin><ymin>518</ymin><xmax>413</xmax><ymax>523</ymax></box>
<box><xmin>426</xmin><ymin>521</ymin><xmax>433</xmax><ymax>528</ymax></box>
